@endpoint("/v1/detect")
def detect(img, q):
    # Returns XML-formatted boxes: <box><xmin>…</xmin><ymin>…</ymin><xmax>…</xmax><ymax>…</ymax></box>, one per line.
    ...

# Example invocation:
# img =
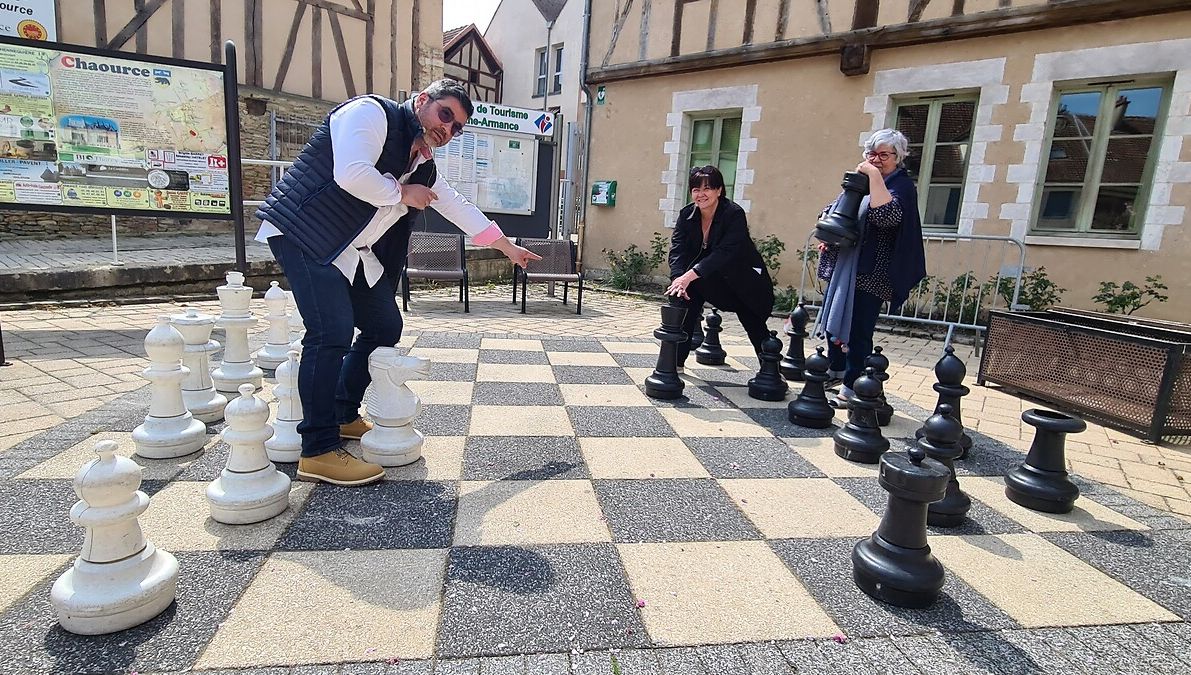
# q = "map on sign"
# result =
<box><xmin>433</xmin><ymin>129</ymin><xmax>536</xmax><ymax>215</ymax></box>
<box><xmin>0</xmin><ymin>36</ymin><xmax>231</xmax><ymax>217</ymax></box>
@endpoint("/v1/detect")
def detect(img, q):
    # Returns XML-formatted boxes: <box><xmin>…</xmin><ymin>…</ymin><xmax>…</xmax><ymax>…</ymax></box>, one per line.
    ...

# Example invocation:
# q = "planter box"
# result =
<box><xmin>978</xmin><ymin>308</ymin><xmax>1191</xmax><ymax>443</ymax></box>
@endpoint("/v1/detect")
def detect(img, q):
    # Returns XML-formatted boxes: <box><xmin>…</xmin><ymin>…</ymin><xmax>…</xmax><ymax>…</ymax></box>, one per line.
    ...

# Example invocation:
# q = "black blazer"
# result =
<box><xmin>668</xmin><ymin>199</ymin><xmax>774</xmax><ymax>318</ymax></box>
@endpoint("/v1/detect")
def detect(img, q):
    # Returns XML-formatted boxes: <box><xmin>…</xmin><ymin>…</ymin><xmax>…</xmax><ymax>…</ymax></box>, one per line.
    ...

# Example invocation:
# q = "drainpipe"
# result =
<box><xmin>543</xmin><ymin>20</ymin><xmax>554</xmax><ymax>113</ymax></box>
<box><xmin>577</xmin><ymin>0</ymin><xmax>593</xmax><ymax>266</ymax></box>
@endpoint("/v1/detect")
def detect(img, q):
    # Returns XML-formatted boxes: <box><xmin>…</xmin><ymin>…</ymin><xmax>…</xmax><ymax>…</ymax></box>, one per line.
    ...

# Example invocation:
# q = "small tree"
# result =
<box><xmin>1092</xmin><ymin>275</ymin><xmax>1169</xmax><ymax>315</ymax></box>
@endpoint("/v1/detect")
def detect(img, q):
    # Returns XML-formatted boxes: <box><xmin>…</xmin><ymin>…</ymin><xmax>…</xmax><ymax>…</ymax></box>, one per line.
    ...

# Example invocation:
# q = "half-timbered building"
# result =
<box><xmin>443</xmin><ymin>23</ymin><xmax>502</xmax><ymax>103</ymax></box>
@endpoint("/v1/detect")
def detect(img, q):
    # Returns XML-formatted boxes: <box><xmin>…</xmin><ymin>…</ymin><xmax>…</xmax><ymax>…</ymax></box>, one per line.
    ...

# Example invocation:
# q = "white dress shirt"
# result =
<box><xmin>257</xmin><ymin>96</ymin><xmax>501</xmax><ymax>287</ymax></box>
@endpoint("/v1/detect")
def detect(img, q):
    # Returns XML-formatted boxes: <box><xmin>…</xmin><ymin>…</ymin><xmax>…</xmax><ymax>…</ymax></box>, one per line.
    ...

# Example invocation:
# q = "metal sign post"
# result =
<box><xmin>224</xmin><ymin>41</ymin><xmax>247</xmax><ymax>273</ymax></box>
<box><xmin>110</xmin><ymin>215</ymin><xmax>123</xmax><ymax>266</ymax></box>
<box><xmin>0</xmin><ymin>316</ymin><xmax>11</xmax><ymax>366</ymax></box>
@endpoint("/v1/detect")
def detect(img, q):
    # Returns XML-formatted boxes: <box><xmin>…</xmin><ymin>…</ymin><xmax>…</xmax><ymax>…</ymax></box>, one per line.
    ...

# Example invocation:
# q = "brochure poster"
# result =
<box><xmin>0</xmin><ymin>36</ymin><xmax>231</xmax><ymax>217</ymax></box>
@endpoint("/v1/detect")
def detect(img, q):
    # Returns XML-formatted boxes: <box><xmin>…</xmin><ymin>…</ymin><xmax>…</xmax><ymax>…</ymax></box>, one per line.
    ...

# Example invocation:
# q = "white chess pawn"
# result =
<box><xmin>254</xmin><ymin>281</ymin><xmax>291</xmax><ymax>370</ymax></box>
<box><xmin>361</xmin><ymin>349</ymin><xmax>431</xmax><ymax>467</ymax></box>
<box><xmin>265</xmin><ymin>350</ymin><xmax>302</xmax><ymax>463</ymax></box>
<box><xmin>50</xmin><ymin>440</ymin><xmax>179</xmax><ymax>635</ymax></box>
<box><xmin>211</xmin><ymin>271</ymin><xmax>263</xmax><ymax>394</ymax></box>
<box><xmin>171</xmin><ymin>307</ymin><xmax>228</xmax><ymax>423</ymax></box>
<box><xmin>133</xmin><ymin>317</ymin><xmax>208</xmax><ymax>459</ymax></box>
<box><xmin>208</xmin><ymin>383</ymin><xmax>292</xmax><ymax>524</ymax></box>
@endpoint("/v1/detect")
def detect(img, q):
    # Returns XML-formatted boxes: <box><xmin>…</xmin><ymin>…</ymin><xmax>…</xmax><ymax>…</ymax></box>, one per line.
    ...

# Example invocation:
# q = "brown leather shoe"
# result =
<box><xmin>297</xmin><ymin>449</ymin><xmax>384</xmax><ymax>486</ymax></box>
<box><xmin>339</xmin><ymin>417</ymin><xmax>373</xmax><ymax>440</ymax></box>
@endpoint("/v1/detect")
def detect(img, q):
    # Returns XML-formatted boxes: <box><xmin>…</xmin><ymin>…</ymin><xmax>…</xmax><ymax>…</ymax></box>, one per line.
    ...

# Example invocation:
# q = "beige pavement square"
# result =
<box><xmin>386</xmin><ymin>436</ymin><xmax>465</xmax><ymax>480</ymax></box>
<box><xmin>579</xmin><ymin>437</ymin><xmax>710</xmax><ymax>478</ymax></box>
<box><xmin>480</xmin><ymin>338</ymin><xmax>543</xmax><ymax>351</ymax></box>
<box><xmin>723</xmin><ymin>344</ymin><xmax>759</xmax><ymax>358</ymax></box>
<box><xmin>196</xmin><ymin>549</ymin><xmax>447</xmax><ymax>667</ymax></box>
<box><xmin>141</xmin><ymin>481</ymin><xmax>314</xmax><ymax>551</ymax></box>
<box><xmin>454</xmin><ymin>480</ymin><xmax>611</xmax><ymax>545</ymax></box>
<box><xmin>624</xmin><ymin>368</ymin><xmax>653</xmax><ymax>387</ymax></box>
<box><xmin>716</xmin><ymin>385</ymin><xmax>789</xmax><ymax>409</ymax></box>
<box><xmin>407</xmin><ymin>380</ymin><xmax>473</xmax><ymax>405</ymax></box>
<box><xmin>547</xmin><ymin>351</ymin><xmax>618</xmax><ymax>366</ymax></box>
<box><xmin>617</xmin><ymin>541</ymin><xmax>840</xmax><ymax>645</ymax></box>
<box><xmin>930</xmin><ymin>533</ymin><xmax>1179</xmax><ymax>627</ymax></box>
<box><xmin>0</xmin><ymin>554</ymin><xmax>71</xmax><ymax>613</ymax></box>
<box><xmin>475</xmin><ymin>363</ymin><xmax>556</xmax><ymax>383</ymax></box>
<box><xmin>720</xmin><ymin>478</ymin><xmax>881</xmax><ymax>538</ymax></box>
<box><xmin>17</xmin><ymin>432</ymin><xmax>218</xmax><ymax>480</ymax></box>
<box><xmin>469</xmin><ymin>405</ymin><xmax>574</xmax><ymax>436</ymax></box>
<box><xmin>560</xmin><ymin>384</ymin><xmax>651</xmax><ymax>407</ymax></box>
<box><xmin>600</xmin><ymin>341</ymin><xmax>657</xmax><ymax>354</ymax></box>
<box><xmin>406</xmin><ymin>347</ymin><xmax>479</xmax><ymax>363</ymax></box>
<box><xmin>786</xmin><ymin>437</ymin><xmax>879</xmax><ymax>478</ymax></box>
<box><xmin>658</xmin><ymin>408</ymin><xmax>772</xmax><ymax>438</ymax></box>
<box><xmin>964</xmin><ymin>476</ymin><xmax>1148</xmax><ymax>532</ymax></box>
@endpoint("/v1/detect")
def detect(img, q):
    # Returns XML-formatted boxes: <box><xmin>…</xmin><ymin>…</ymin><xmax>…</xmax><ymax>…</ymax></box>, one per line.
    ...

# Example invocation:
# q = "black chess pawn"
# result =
<box><xmin>833</xmin><ymin>367</ymin><xmax>889</xmax><ymax>464</ymax></box>
<box><xmin>748</xmin><ymin>331</ymin><xmax>789</xmax><ymax>401</ymax></box>
<box><xmin>694</xmin><ymin>308</ymin><xmax>727</xmax><ymax>366</ymax></box>
<box><xmin>780</xmin><ymin>303</ymin><xmax>809</xmax><ymax>381</ymax></box>
<box><xmin>645</xmin><ymin>298</ymin><xmax>688</xmax><ymax>400</ymax></box>
<box><xmin>852</xmin><ymin>444</ymin><xmax>951</xmax><ymax>609</ymax></box>
<box><xmin>865</xmin><ymin>346</ymin><xmax>894</xmax><ymax>427</ymax></box>
<box><xmin>919</xmin><ymin>403</ymin><xmax>971</xmax><ymax>528</ymax></box>
<box><xmin>915</xmin><ymin>345</ymin><xmax>973</xmax><ymax>458</ymax></box>
<box><xmin>1005</xmin><ymin>409</ymin><xmax>1086</xmax><ymax>514</ymax></box>
<box><xmin>788</xmin><ymin>346</ymin><xmax>834</xmax><ymax>428</ymax></box>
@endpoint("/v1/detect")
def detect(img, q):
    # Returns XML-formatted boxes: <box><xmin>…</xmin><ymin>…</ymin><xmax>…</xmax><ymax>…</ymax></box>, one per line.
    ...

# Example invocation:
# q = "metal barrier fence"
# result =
<box><xmin>797</xmin><ymin>230</ymin><xmax>1026</xmax><ymax>350</ymax></box>
<box><xmin>242</xmin><ymin>158</ymin><xmax>293</xmax><ymax>207</ymax></box>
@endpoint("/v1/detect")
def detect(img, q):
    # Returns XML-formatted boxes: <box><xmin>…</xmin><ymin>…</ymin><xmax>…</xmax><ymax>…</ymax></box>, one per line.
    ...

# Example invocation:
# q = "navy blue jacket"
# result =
<box><xmin>857</xmin><ymin>168</ymin><xmax>926</xmax><ymax>311</ymax></box>
<box><xmin>255</xmin><ymin>95</ymin><xmax>436</xmax><ymax>277</ymax></box>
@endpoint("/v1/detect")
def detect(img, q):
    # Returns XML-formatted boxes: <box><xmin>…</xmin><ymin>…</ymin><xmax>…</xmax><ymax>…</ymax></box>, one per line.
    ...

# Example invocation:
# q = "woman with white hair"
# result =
<box><xmin>816</xmin><ymin>128</ymin><xmax>927</xmax><ymax>406</ymax></box>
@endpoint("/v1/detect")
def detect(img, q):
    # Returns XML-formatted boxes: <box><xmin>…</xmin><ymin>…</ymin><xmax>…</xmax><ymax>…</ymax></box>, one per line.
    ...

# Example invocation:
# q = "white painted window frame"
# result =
<box><xmin>863</xmin><ymin>58</ymin><xmax>1009</xmax><ymax>237</ymax></box>
<box><xmin>660</xmin><ymin>85</ymin><xmax>760</xmax><ymax>230</ymax></box>
<box><xmin>1002</xmin><ymin>39</ymin><xmax>1191</xmax><ymax>251</ymax></box>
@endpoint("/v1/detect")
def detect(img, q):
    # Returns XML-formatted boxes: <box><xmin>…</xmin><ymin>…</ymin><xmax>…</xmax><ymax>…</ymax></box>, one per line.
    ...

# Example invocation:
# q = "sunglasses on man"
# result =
<box><xmin>434</xmin><ymin>101</ymin><xmax>466</xmax><ymax>138</ymax></box>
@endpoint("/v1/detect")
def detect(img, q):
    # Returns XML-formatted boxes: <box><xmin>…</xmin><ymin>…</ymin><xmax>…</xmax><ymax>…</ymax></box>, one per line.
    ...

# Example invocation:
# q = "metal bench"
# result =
<box><xmin>511</xmin><ymin>237</ymin><xmax>583</xmax><ymax>315</ymax></box>
<box><xmin>402</xmin><ymin>231</ymin><xmax>469</xmax><ymax>313</ymax></box>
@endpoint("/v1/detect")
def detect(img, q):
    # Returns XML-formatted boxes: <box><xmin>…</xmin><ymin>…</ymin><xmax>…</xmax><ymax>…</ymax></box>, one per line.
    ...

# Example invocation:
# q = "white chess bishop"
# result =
<box><xmin>171</xmin><ymin>307</ymin><xmax>228</xmax><ymax>423</ymax></box>
<box><xmin>133</xmin><ymin>317</ymin><xmax>208</xmax><ymax>459</ymax></box>
<box><xmin>360</xmin><ymin>349</ymin><xmax>431</xmax><ymax>467</ymax></box>
<box><xmin>211</xmin><ymin>271</ymin><xmax>263</xmax><ymax>394</ymax></box>
<box><xmin>51</xmin><ymin>440</ymin><xmax>179</xmax><ymax>635</ymax></box>
<box><xmin>207</xmin><ymin>384</ymin><xmax>292</xmax><ymax>524</ymax></box>
<box><xmin>264</xmin><ymin>349</ymin><xmax>302</xmax><ymax>463</ymax></box>
<box><xmin>254</xmin><ymin>281</ymin><xmax>291</xmax><ymax>370</ymax></box>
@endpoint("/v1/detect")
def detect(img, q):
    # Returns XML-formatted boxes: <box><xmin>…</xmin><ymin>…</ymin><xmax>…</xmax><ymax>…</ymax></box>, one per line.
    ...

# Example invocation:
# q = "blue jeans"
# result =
<box><xmin>268</xmin><ymin>235</ymin><xmax>403</xmax><ymax>457</ymax></box>
<box><xmin>827</xmin><ymin>289</ymin><xmax>884</xmax><ymax>389</ymax></box>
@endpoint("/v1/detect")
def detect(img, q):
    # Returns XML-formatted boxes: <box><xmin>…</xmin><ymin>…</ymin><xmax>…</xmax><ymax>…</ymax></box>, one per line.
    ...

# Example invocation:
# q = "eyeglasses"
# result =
<box><xmin>435</xmin><ymin>102</ymin><xmax>465</xmax><ymax>138</ymax></box>
<box><xmin>865</xmin><ymin>151</ymin><xmax>894</xmax><ymax>161</ymax></box>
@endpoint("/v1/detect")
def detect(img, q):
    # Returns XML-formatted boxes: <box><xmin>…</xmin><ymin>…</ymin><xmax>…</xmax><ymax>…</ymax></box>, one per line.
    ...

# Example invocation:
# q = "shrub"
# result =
<box><xmin>773</xmin><ymin>285</ymin><xmax>799</xmax><ymax>314</ymax></box>
<box><xmin>602</xmin><ymin>232</ymin><xmax>668</xmax><ymax>290</ymax></box>
<box><xmin>753</xmin><ymin>234</ymin><xmax>786</xmax><ymax>281</ymax></box>
<box><xmin>992</xmin><ymin>266</ymin><xmax>1066</xmax><ymax>311</ymax></box>
<box><xmin>1092</xmin><ymin>275</ymin><xmax>1169</xmax><ymax>315</ymax></box>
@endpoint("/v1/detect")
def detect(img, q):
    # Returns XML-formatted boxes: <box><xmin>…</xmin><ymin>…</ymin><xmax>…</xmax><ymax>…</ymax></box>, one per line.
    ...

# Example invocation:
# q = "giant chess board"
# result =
<box><xmin>0</xmin><ymin>332</ymin><xmax>1189</xmax><ymax>674</ymax></box>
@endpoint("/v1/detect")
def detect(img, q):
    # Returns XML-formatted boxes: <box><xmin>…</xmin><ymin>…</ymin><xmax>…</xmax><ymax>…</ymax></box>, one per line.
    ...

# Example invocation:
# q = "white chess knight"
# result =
<box><xmin>50</xmin><ymin>440</ymin><xmax>179</xmax><ymax>635</ymax></box>
<box><xmin>133</xmin><ymin>317</ymin><xmax>208</xmax><ymax>459</ymax></box>
<box><xmin>254</xmin><ymin>281</ymin><xmax>291</xmax><ymax>370</ymax></box>
<box><xmin>264</xmin><ymin>350</ymin><xmax>302</xmax><ymax>463</ymax></box>
<box><xmin>360</xmin><ymin>349</ymin><xmax>431</xmax><ymax>467</ymax></box>
<box><xmin>211</xmin><ymin>271</ymin><xmax>263</xmax><ymax>394</ymax></box>
<box><xmin>208</xmin><ymin>384</ymin><xmax>292</xmax><ymax>524</ymax></box>
<box><xmin>171</xmin><ymin>307</ymin><xmax>228</xmax><ymax>423</ymax></box>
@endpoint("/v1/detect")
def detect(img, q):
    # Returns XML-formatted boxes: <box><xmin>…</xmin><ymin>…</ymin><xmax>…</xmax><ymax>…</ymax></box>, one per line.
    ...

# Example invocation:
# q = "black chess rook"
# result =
<box><xmin>919</xmin><ymin>403</ymin><xmax>971</xmax><ymax>528</ymax></box>
<box><xmin>915</xmin><ymin>345</ymin><xmax>973</xmax><ymax>457</ymax></box>
<box><xmin>1005</xmin><ymin>409</ymin><xmax>1086</xmax><ymax>514</ymax></box>
<box><xmin>833</xmin><ymin>367</ymin><xmax>889</xmax><ymax>464</ymax></box>
<box><xmin>694</xmin><ymin>308</ymin><xmax>727</xmax><ymax>366</ymax></box>
<box><xmin>780</xmin><ymin>303</ymin><xmax>809</xmax><ymax>380</ymax></box>
<box><xmin>865</xmin><ymin>346</ymin><xmax>894</xmax><ymax>427</ymax></box>
<box><xmin>748</xmin><ymin>331</ymin><xmax>789</xmax><ymax>401</ymax></box>
<box><xmin>852</xmin><ymin>445</ymin><xmax>950</xmax><ymax>609</ymax></box>
<box><xmin>788</xmin><ymin>346</ymin><xmax>835</xmax><ymax>428</ymax></box>
<box><xmin>645</xmin><ymin>298</ymin><xmax>688</xmax><ymax>400</ymax></box>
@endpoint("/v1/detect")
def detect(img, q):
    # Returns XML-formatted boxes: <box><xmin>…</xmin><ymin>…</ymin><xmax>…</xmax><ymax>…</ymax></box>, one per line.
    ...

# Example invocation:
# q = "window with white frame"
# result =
<box><xmin>534</xmin><ymin>47</ymin><xmax>547</xmax><ymax>97</ymax></box>
<box><xmin>687</xmin><ymin>114</ymin><xmax>742</xmax><ymax>200</ymax></box>
<box><xmin>1033</xmin><ymin>80</ymin><xmax>1171</xmax><ymax>236</ymax></box>
<box><xmin>551</xmin><ymin>45</ymin><xmax>564</xmax><ymax>94</ymax></box>
<box><xmin>894</xmin><ymin>94</ymin><xmax>977</xmax><ymax>230</ymax></box>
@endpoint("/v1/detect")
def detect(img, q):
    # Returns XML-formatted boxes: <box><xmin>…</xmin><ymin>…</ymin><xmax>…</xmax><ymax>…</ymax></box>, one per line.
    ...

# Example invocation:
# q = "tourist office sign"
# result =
<box><xmin>467</xmin><ymin>102</ymin><xmax>555</xmax><ymax>137</ymax></box>
<box><xmin>0</xmin><ymin>34</ymin><xmax>233</xmax><ymax>219</ymax></box>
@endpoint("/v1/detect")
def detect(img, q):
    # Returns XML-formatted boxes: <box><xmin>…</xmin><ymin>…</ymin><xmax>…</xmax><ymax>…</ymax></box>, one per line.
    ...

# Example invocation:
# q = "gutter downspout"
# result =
<box><xmin>577</xmin><ymin>0</ymin><xmax>593</xmax><ymax>267</ymax></box>
<box><xmin>543</xmin><ymin>20</ymin><xmax>554</xmax><ymax>113</ymax></box>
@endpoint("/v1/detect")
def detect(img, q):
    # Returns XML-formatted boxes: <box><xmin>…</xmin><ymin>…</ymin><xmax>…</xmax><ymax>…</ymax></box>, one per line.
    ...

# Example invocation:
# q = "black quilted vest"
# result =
<box><xmin>255</xmin><ymin>95</ymin><xmax>437</xmax><ymax>273</ymax></box>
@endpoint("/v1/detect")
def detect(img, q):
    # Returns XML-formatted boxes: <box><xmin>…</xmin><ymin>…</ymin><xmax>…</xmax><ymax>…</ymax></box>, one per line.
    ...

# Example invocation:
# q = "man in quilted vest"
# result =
<box><xmin>255</xmin><ymin>79</ymin><xmax>540</xmax><ymax>486</ymax></box>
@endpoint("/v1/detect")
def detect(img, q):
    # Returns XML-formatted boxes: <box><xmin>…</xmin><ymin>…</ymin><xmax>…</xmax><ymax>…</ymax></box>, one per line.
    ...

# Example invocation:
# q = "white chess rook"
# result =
<box><xmin>171</xmin><ymin>307</ymin><xmax>228</xmax><ymax>423</ymax></box>
<box><xmin>265</xmin><ymin>349</ymin><xmax>303</xmax><ymax>463</ymax></box>
<box><xmin>254</xmin><ymin>281</ymin><xmax>291</xmax><ymax>370</ymax></box>
<box><xmin>361</xmin><ymin>349</ymin><xmax>431</xmax><ymax>467</ymax></box>
<box><xmin>208</xmin><ymin>383</ymin><xmax>292</xmax><ymax>524</ymax></box>
<box><xmin>211</xmin><ymin>270</ymin><xmax>263</xmax><ymax>394</ymax></box>
<box><xmin>133</xmin><ymin>317</ymin><xmax>208</xmax><ymax>459</ymax></box>
<box><xmin>50</xmin><ymin>440</ymin><xmax>179</xmax><ymax>635</ymax></box>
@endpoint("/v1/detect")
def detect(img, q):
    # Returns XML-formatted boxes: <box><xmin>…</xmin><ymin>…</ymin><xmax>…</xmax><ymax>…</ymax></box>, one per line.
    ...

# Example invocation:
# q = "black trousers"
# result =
<box><xmin>675</xmin><ymin>275</ymin><xmax>770</xmax><ymax>366</ymax></box>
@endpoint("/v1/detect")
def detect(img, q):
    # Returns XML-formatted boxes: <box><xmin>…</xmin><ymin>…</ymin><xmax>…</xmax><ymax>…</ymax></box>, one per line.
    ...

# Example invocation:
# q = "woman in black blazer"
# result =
<box><xmin>665</xmin><ymin>165</ymin><xmax>775</xmax><ymax>369</ymax></box>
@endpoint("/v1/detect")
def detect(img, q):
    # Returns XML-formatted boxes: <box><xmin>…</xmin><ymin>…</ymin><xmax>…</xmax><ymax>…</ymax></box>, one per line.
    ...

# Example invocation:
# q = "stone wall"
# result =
<box><xmin>0</xmin><ymin>88</ymin><xmax>334</xmax><ymax>240</ymax></box>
